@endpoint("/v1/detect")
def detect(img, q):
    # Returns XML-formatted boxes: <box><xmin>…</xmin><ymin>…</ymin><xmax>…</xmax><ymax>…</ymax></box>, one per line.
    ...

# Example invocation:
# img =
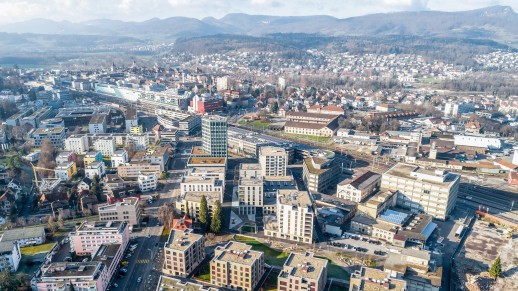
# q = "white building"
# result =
<box><xmin>88</xmin><ymin>114</ymin><xmax>107</xmax><ymax>134</ymax></box>
<box><xmin>0</xmin><ymin>241</ymin><xmax>21</xmax><ymax>272</ymax></box>
<box><xmin>138</xmin><ymin>172</ymin><xmax>158</xmax><ymax>192</ymax></box>
<box><xmin>30</xmin><ymin>127</ymin><xmax>66</xmax><ymax>148</ymax></box>
<box><xmin>336</xmin><ymin>171</ymin><xmax>381</xmax><ymax>203</ymax></box>
<box><xmin>259</xmin><ymin>146</ymin><xmax>288</xmax><ymax>177</ymax></box>
<box><xmin>111</xmin><ymin>149</ymin><xmax>129</xmax><ymax>168</ymax></box>
<box><xmin>85</xmin><ymin>161</ymin><xmax>106</xmax><ymax>179</ymax></box>
<box><xmin>0</xmin><ymin>227</ymin><xmax>46</xmax><ymax>247</ymax></box>
<box><xmin>453</xmin><ymin>135</ymin><xmax>501</xmax><ymax>149</ymax></box>
<box><xmin>65</xmin><ymin>135</ymin><xmax>89</xmax><ymax>154</ymax></box>
<box><xmin>93</xmin><ymin>137</ymin><xmax>116</xmax><ymax>157</ymax></box>
<box><xmin>216</xmin><ymin>76</ymin><xmax>230</xmax><ymax>91</ymax></box>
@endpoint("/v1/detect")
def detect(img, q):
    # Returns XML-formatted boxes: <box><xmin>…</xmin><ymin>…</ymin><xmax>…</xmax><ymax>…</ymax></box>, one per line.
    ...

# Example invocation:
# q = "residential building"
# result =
<box><xmin>98</xmin><ymin>197</ymin><xmax>142</xmax><ymax>226</ymax></box>
<box><xmin>70</xmin><ymin>221</ymin><xmax>129</xmax><ymax>255</ymax></box>
<box><xmin>264</xmin><ymin>190</ymin><xmax>314</xmax><ymax>244</ymax></box>
<box><xmin>303</xmin><ymin>153</ymin><xmax>338</xmax><ymax>193</ymax></box>
<box><xmin>84</xmin><ymin>151</ymin><xmax>103</xmax><ymax>167</ymax></box>
<box><xmin>181</xmin><ymin>175</ymin><xmax>224</xmax><ymax>202</ymax></box>
<box><xmin>93</xmin><ymin>137</ymin><xmax>116</xmax><ymax>157</ymax></box>
<box><xmin>65</xmin><ymin>135</ymin><xmax>89</xmax><ymax>154</ymax></box>
<box><xmin>0</xmin><ymin>241</ymin><xmax>21</xmax><ymax>272</ymax></box>
<box><xmin>125</xmin><ymin>108</ymin><xmax>138</xmax><ymax>133</ymax></box>
<box><xmin>259</xmin><ymin>146</ymin><xmax>288</xmax><ymax>177</ymax></box>
<box><xmin>131</xmin><ymin>145</ymin><xmax>170</xmax><ymax>171</ymax></box>
<box><xmin>381</xmin><ymin>163</ymin><xmax>460</xmax><ymax>220</ymax></box>
<box><xmin>176</xmin><ymin>191</ymin><xmax>221</xmax><ymax>222</ymax></box>
<box><xmin>336</xmin><ymin>171</ymin><xmax>382</xmax><ymax>202</ymax></box>
<box><xmin>210</xmin><ymin>241</ymin><xmax>265</xmax><ymax>291</ymax></box>
<box><xmin>0</xmin><ymin>226</ymin><xmax>45</xmax><ymax>247</ymax></box>
<box><xmin>30</xmin><ymin>127</ymin><xmax>66</xmax><ymax>148</ymax></box>
<box><xmin>163</xmin><ymin>229</ymin><xmax>205</xmax><ymax>277</ymax></box>
<box><xmin>111</xmin><ymin>149</ymin><xmax>129</xmax><ymax>167</ymax></box>
<box><xmin>156</xmin><ymin>275</ymin><xmax>220</xmax><ymax>291</ymax></box>
<box><xmin>278</xmin><ymin>252</ymin><xmax>328</xmax><ymax>291</ymax></box>
<box><xmin>237</xmin><ymin>176</ymin><xmax>263</xmax><ymax>216</ymax></box>
<box><xmin>56</xmin><ymin>151</ymin><xmax>77</xmax><ymax>164</ymax></box>
<box><xmin>138</xmin><ymin>172</ymin><xmax>158</xmax><ymax>192</ymax></box>
<box><xmin>89</xmin><ymin>114</ymin><xmax>107</xmax><ymax>134</ymax></box>
<box><xmin>202</xmin><ymin>116</ymin><xmax>228</xmax><ymax>157</ymax></box>
<box><xmin>349</xmin><ymin>266</ymin><xmax>407</xmax><ymax>291</ymax></box>
<box><xmin>54</xmin><ymin>162</ymin><xmax>77</xmax><ymax>181</ymax></box>
<box><xmin>384</xmin><ymin>249</ymin><xmax>441</xmax><ymax>291</ymax></box>
<box><xmin>117</xmin><ymin>161</ymin><xmax>162</xmax><ymax>178</ymax></box>
<box><xmin>85</xmin><ymin>161</ymin><xmax>106</xmax><ymax>179</ymax></box>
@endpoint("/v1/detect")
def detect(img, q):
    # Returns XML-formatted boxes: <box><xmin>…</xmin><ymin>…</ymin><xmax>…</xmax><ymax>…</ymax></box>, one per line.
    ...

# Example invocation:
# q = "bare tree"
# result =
<box><xmin>57</xmin><ymin>213</ymin><xmax>65</xmax><ymax>229</ymax></box>
<box><xmin>37</xmin><ymin>139</ymin><xmax>57</xmax><ymax>178</ymax></box>
<box><xmin>47</xmin><ymin>216</ymin><xmax>57</xmax><ymax>234</ymax></box>
<box><xmin>157</xmin><ymin>203</ymin><xmax>178</xmax><ymax>229</ymax></box>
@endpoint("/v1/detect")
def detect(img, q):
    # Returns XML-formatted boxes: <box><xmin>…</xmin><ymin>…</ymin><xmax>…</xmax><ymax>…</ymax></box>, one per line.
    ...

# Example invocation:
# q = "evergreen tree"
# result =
<box><xmin>210</xmin><ymin>200</ymin><xmax>222</xmax><ymax>234</ymax></box>
<box><xmin>271</xmin><ymin>101</ymin><xmax>279</xmax><ymax>114</ymax></box>
<box><xmin>198</xmin><ymin>195</ymin><xmax>209</xmax><ymax>227</ymax></box>
<box><xmin>489</xmin><ymin>256</ymin><xmax>502</xmax><ymax>280</ymax></box>
<box><xmin>185</xmin><ymin>201</ymin><xmax>190</xmax><ymax>217</ymax></box>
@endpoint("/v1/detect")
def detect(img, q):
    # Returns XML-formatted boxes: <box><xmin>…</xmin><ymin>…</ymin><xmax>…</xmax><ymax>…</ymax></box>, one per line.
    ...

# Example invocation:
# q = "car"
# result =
<box><xmin>82</xmin><ymin>258</ymin><xmax>89</xmax><ymax>262</ymax></box>
<box><xmin>121</xmin><ymin>268</ymin><xmax>128</xmax><ymax>273</ymax></box>
<box><xmin>112</xmin><ymin>283</ymin><xmax>118</xmax><ymax>288</ymax></box>
<box><xmin>65</xmin><ymin>257</ymin><xmax>72</xmax><ymax>262</ymax></box>
<box><xmin>137</xmin><ymin>277</ymin><xmax>142</xmax><ymax>283</ymax></box>
<box><xmin>147</xmin><ymin>234</ymin><xmax>151</xmax><ymax>238</ymax></box>
<box><xmin>465</xmin><ymin>196</ymin><xmax>473</xmax><ymax>200</ymax></box>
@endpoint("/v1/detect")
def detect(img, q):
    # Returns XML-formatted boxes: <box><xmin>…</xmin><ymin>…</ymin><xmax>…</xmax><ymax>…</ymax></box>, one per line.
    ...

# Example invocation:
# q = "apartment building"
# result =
<box><xmin>111</xmin><ymin>149</ymin><xmax>129</xmax><ymax>167</ymax></box>
<box><xmin>85</xmin><ymin>161</ymin><xmax>106</xmax><ymax>179</ymax></box>
<box><xmin>156</xmin><ymin>275</ymin><xmax>220</xmax><ymax>291</ymax></box>
<box><xmin>138</xmin><ymin>172</ymin><xmax>158</xmax><ymax>192</ymax></box>
<box><xmin>259</xmin><ymin>146</ymin><xmax>288</xmax><ymax>177</ymax></box>
<box><xmin>117</xmin><ymin>161</ymin><xmax>162</xmax><ymax>178</ymax></box>
<box><xmin>163</xmin><ymin>229</ymin><xmax>205</xmax><ymax>277</ymax></box>
<box><xmin>84</xmin><ymin>151</ymin><xmax>103</xmax><ymax>167</ymax></box>
<box><xmin>349</xmin><ymin>266</ymin><xmax>407</xmax><ymax>291</ymax></box>
<box><xmin>303</xmin><ymin>155</ymin><xmax>338</xmax><ymax>193</ymax></box>
<box><xmin>278</xmin><ymin>252</ymin><xmax>328</xmax><ymax>291</ymax></box>
<box><xmin>0</xmin><ymin>241</ymin><xmax>21</xmax><ymax>272</ymax></box>
<box><xmin>180</xmin><ymin>175</ymin><xmax>224</xmax><ymax>202</ymax></box>
<box><xmin>56</xmin><ymin>151</ymin><xmax>77</xmax><ymax>164</ymax></box>
<box><xmin>0</xmin><ymin>226</ymin><xmax>45</xmax><ymax>247</ymax></box>
<box><xmin>176</xmin><ymin>191</ymin><xmax>221</xmax><ymax>222</ymax></box>
<box><xmin>89</xmin><ymin>114</ymin><xmax>107</xmax><ymax>134</ymax></box>
<box><xmin>131</xmin><ymin>145</ymin><xmax>170</xmax><ymax>171</ymax></box>
<box><xmin>381</xmin><ymin>163</ymin><xmax>460</xmax><ymax>220</ymax></box>
<box><xmin>237</xmin><ymin>176</ymin><xmax>263</xmax><ymax>216</ymax></box>
<box><xmin>65</xmin><ymin>135</ymin><xmax>89</xmax><ymax>154</ymax></box>
<box><xmin>210</xmin><ymin>241</ymin><xmax>265</xmax><ymax>291</ymax></box>
<box><xmin>93</xmin><ymin>137</ymin><xmax>116</xmax><ymax>157</ymax></box>
<box><xmin>202</xmin><ymin>115</ymin><xmax>228</xmax><ymax>157</ymax></box>
<box><xmin>54</xmin><ymin>161</ymin><xmax>77</xmax><ymax>181</ymax></box>
<box><xmin>98</xmin><ymin>197</ymin><xmax>141</xmax><ymax>226</ymax></box>
<box><xmin>70</xmin><ymin>221</ymin><xmax>129</xmax><ymax>255</ymax></box>
<box><xmin>336</xmin><ymin>171</ymin><xmax>381</xmax><ymax>202</ymax></box>
<box><xmin>125</xmin><ymin>108</ymin><xmax>138</xmax><ymax>133</ymax></box>
<box><xmin>264</xmin><ymin>190</ymin><xmax>314</xmax><ymax>244</ymax></box>
<box><xmin>30</xmin><ymin>127</ymin><xmax>66</xmax><ymax>148</ymax></box>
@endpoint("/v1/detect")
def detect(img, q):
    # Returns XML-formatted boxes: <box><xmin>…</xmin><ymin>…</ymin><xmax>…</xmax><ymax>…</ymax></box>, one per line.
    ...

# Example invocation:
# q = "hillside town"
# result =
<box><xmin>0</xmin><ymin>51</ymin><xmax>517</xmax><ymax>291</ymax></box>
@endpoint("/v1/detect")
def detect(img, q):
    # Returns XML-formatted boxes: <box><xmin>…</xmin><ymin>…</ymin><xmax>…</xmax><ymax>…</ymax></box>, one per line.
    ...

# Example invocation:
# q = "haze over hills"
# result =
<box><xmin>0</xmin><ymin>5</ymin><xmax>517</xmax><ymax>44</ymax></box>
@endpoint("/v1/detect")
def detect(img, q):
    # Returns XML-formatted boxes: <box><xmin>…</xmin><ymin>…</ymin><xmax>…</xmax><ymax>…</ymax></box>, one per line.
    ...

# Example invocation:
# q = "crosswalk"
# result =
<box><xmin>136</xmin><ymin>259</ymin><xmax>150</xmax><ymax>264</ymax></box>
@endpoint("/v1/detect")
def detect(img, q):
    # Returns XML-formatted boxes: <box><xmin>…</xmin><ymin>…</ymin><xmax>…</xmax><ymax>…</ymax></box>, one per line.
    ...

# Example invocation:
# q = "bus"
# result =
<box><xmin>455</xmin><ymin>225</ymin><xmax>465</xmax><ymax>237</ymax></box>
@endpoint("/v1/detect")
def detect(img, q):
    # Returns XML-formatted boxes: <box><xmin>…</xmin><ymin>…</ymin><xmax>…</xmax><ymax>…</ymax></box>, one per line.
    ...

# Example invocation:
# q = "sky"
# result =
<box><xmin>0</xmin><ymin>0</ymin><xmax>516</xmax><ymax>24</ymax></box>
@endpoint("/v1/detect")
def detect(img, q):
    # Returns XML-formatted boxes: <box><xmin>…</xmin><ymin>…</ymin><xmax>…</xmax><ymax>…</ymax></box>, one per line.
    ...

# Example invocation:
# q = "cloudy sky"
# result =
<box><xmin>0</xmin><ymin>0</ymin><xmax>516</xmax><ymax>23</ymax></box>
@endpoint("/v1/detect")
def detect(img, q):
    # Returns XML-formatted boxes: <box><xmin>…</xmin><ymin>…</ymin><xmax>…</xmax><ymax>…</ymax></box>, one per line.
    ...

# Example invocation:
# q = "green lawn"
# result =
<box><xmin>239</xmin><ymin>119</ymin><xmax>272</xmax><ymax>130</ymax></box>
<box><xmin>286</xmin><ymin>133</ymin><xmax>331</xmax><ymax>144</ymax></box>
<box><xmin>316</xmin><ymin>256</ymin><xmax>349</xmax><ymax>279</ymax></box>
<box><xmin>419</xmin><ymin>77</ymin><xmax>441</xmax><ymax>84</ymax></box>
<box><xmin>20</xmin><ymin>242</ymin><xmax>55</xmax><ymax>255</ymax></box>
<box><xmin>233</xmin><ymin>235</ymin><xmax>290</xmax><ymax>266</ymax></box>
<box><xmin>262</xmin><ymin>270</ymin><xmax>279</xmax><ymax>291</ymax></box>
<box><xmin>194</xmin><ymin>263</ymin><xmax>210</xmax><ymax>281</ymax></box>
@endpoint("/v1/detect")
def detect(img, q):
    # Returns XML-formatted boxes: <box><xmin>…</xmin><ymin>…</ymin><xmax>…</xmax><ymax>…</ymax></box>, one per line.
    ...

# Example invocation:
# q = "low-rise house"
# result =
<box><xmin>0</xmin><ymin>226</ymin><xmax>46</xmax><ymax>247</ymax></box>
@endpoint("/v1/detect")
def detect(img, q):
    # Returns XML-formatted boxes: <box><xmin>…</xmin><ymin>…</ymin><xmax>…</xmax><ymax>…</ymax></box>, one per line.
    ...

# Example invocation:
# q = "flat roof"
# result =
<box><xmin>281</xmin><ymin>252</ymin><xmax>327</xmax><ymax>280</ymax></box>
<box><xmin>259</xmin><ymin>146</ymin><xmax>287</xmax><ymax>156</ymax></box>
<box><xmin>33</xmin><ymin>127</ymin><xmax>64</xmax><ymax>135</ymax></box>
<box><xmin>157</xmin><ymin>275</ymin><xmax>220</xmax><ymax>291</ymax></box>
<box><xmin>188</xmin><ymin>157</ymin><xmax>227</xmax><ymax>166</ymax></box>
<box><xmin>42</xmin><ymin>262</ymin><xmax>103</xmax><ymax>279</ymax></box>
<box><xmin>1</xmin><ymin>226</ymin><xmax>45</xmax><ymax>242</ymax></box>
<box><xmin>89</xmin><ymin>114</ymin><xmax>106</xmax><ymax>124</ymax></box>
<box><xmin>165</xmin><ymin>229</ymin><xmax>204</xmax><ymax>252</ymax></box>
<box><xmin>240</xmin><ymin>163</ymin><xmax>261</xmax><ymax>170</ymax></box>
<box><xmin>214</xmin><ymin>241</ymin><xmax>262</xmax><ymax>265</ymax></box>
<box><xmin>277</xmin><ymin>190</ymin><xmax>312</xmax><ymax>208</ymax></box>
<box><xmin>76</xmin><ymin>221</ymin><xmax>126</xmax><ymax>232</ymax></box>
<box><xmin>182</xmin><ymin>191</ymin><xmax>221</xmax><ymax>204</ymax></box>
<box><xmin>384</xmin><ymin>163</ymin><xmax>459</xmax><ymax>185</ymax></box>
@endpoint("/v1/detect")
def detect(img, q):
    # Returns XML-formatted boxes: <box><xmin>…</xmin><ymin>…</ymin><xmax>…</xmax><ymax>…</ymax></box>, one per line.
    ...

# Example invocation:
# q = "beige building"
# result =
<box><xmin>163</xmin><ymin>229</ymin><xmax>205</xmax><ymax>277</ymax></box>
<box><xmin>278</xmin><ymin>252</ymin><xmax>328</xmax><ymax>291</ymax></box>
<box><xmin>210</xmin><ymin>241</ymin><xmax>265</xmax><ymax>291</ymax></box>
<box><xmin>259</xmin><ymin>146</ymin><xmax>288</xmax><ymax>177</ymax></box>
<box><xmin>117</xmin><ymin>161</ymin><xmax>162</xmax><ymax>178</ymax></box>
<box><xmin>357</xmin><ymin>190</ymin><xmax>398</xmax><ymax>218</ymax></box>
<box><xmin>180</xmin><ymin>175</ymin><xmax>224</xmax><ymax>202</ymax></box>
<box><xmin>264</xmin><ymin>190</ymin><xmax>314</xmax><ymax>244</ymax></box>
<box><xmin>349</xmin><ymin>266</ymin><xmax>407</xmax><ymax>291</ymax></box>
<box><xmin>176</xmin><ymin>191</ymin><xmax>221</xmax><ymax>222</ymax></box>
<box><xmin>98</xmin><ymin>197</ymin><xmax>142</xmax><ymax>226</ymax></box>
<box><xmin>303</xmin><ymin>156</ymin><xmax>338</xmax><ymax>193</ymax></box>
<box><xmin>237</xmin><ymin>176</ymin><xmax>263</xmax><ymax>216</ymax></box>
<box><xmin>381</xmin><ymin>163</ymin><xmax>460</xmax><ymax>220</ymax></box>
<box><xmin>336</xmin><ymin>171</ymin><xmax>381</xmax><ymax>203</ymax></box>
<box><xmin>284</xmin><ymin>112</ymin><xmax>340</xmax><ymax>137</ymax></box>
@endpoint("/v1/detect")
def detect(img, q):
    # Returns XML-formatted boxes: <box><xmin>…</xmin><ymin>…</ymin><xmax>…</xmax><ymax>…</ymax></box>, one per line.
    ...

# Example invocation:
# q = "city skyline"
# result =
<box><xmin>0</xmin><ymin>0</ymin><xmax>517</xmax><ymax>24</ymax></box>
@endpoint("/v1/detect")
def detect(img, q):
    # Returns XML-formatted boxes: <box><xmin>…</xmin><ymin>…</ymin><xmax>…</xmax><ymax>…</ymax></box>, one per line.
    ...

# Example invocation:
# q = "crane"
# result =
<box><xmin>30</xmin><ymin>162</ymin><xmax>57</xmax><ymax>188</ymax></box>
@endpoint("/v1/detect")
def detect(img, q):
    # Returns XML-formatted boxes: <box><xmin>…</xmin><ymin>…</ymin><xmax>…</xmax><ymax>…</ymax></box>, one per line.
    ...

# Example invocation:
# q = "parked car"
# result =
<box><xmin>137</xmin><ymin>277</ymin><xmax>142</xmax><ymax>283</ymax></box>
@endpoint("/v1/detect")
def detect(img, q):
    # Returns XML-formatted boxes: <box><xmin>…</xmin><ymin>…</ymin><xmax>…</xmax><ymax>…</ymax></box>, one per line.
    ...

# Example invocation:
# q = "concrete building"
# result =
<box><xmin>70</xmin><ymin>221</ymin><xmax>129</xmax><ymax>255</ymax></box>
<box><xmin>111</xmin><ymin>149</ymin><xmax>129</xmax><ymax>167</ymax></box>
<box><xmin>303</xmin><ymin>153</ymin><xmax>338</xmax><ymax>193</ymax></box>
<box><xmin>381</xmin><ymin>163</ymin><xmax>460</xmax><ymax>220</ymax></box>
<box><xmin>163</xmin><ymin>229</ymin><xmax>205</xmax><ymax>277</ymax></box>
<box><xmin>30</xmin><ymin>127</ymin><xmax>66</xmax><ymax>148</ymax></box>
<box><xmin>202</xmin><ymin>116</ymin><xmax>228</xmax><ymax>157</ymax></box>
<box><xmin>88</xmin><ymin>114</ymin><xmax>107</xmax><ymax>134</ymax></box>
<box><xmin>349</xmin><ymin>266</ymin><xmax>407</xmax><ymax>291</ymax></box>
<box><xmin>156</xmin><ymin>275</ymin><xmax>220</xmax><ymax>291</ymax></box>
<box><xmin>357</xmin><ymin>190</ymin><xmax>398</xmax><ymax>219</ymax></box>
<box><xmin>93</xmin><ymin>137</ymin><xmax>116</xmax><ymax>157</ymax></box>
<box><xmin>85</xmin><ymin>161</ymin><xmax>106</xmax><ymax>179</ymax></box>
<box><xmin>125</xmin><ymin>108</ymin><xmax>138</xmax><ymax>133</ymax></box>
<box><xmin>54</xmin><ymin>162</ymin><xmax>77</xmax><ymax>181</ymax></box>
<box><xmin>181</xmin><ymin>175</ymin><xmax>224</xmax><ymax>202</ymax></box>
<box><xmin>0</xmin><ymin>226</ymin><xmax>45</xmax><ymax>247</ymax></box>
<box><xmin>453</xmin><ymin>135</ymin><xmax>501</xmax><ymax>149</ymax></box>
<box><xmin>117</xmin><ymin>161</ymin><xmax>162</xmax><ymax>178</ymax></box>
<box><xmin>98</xmin><ymin>197</ymin><xmax>142</xmax><ymax>226</ymax></box>
<box><xmin>176</xmin><ymin>191</ymin><xmax>221</xmax><ymax>223</ymax></box>
<box><xmin>259</xmin><ymin>146</ymin><xmax>288</xmax><ymax>177</ymax></box>
<box><xmin>278</xmin><ymin>252</ymin><xmax>328</xmax><ymax>291</ymax></box>
<box><xmin>131</xmin><ymin>146</ymin><xmax>170</xmax><ymax>172</ymax></box>
<box><xmin>56</xmin><ymin>151</ymin><xmax>77</xmax><ymax>164</ymax></box>
<box><xmin>0</xmin><ymin>241</ymin><xmax>21</xmax><ymax>272</ymax></box>
<box><xmin>138</xmin><ymin>172</ymin><xmax>158</xmax><ymax>192</ymax></box>
<box><xmin>336</xmin><ymin>171</ymin><xmax>382</xmax><ymax>202</ymax></box>
<box><xmin>264</xmin><ymin>190</ymin><xmax>314</xmax><ymax>244</ymax></box>
<box><xmin>84</xmin><ymin>151</ymin><xmax>103</xmax><ymax>167</ymax></box>
<box><xmin>65</xmin><ymin>135</ymin><xmax>89</xmax><ymax>154</ymax></box>
<box><xmin>210</xmin><ymin>241</ymin><xmax>265</xmax><ymax>291</ymax></box>
<box><xmin>189</xmin><ymin>94</ymin><xmax>224</xmax><ymax>114</ymax></box>
<box><xmin>237</xmin><ymin>175</ymin><xmax>264</xmax><ymax>216</ymax></box>
<box><xmin>384</xmin><ymin>249</ymin><xmax>441</xmax><ymax>291</ymax></box>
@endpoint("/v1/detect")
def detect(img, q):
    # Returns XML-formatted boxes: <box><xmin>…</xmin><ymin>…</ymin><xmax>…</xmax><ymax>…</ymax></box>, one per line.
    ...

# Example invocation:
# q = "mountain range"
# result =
<box><xmin>0</xmin><ymin>5</ymin><xmax>517</xmax><ymax>44</ymax></box>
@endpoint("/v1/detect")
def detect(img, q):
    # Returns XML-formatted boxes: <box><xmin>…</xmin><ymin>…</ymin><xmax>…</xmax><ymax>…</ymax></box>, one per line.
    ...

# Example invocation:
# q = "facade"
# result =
<box><xmin>98</xmin><ymin>197</ymin><xmax>142</xmax><ymax>226</ymax></box>
<box><xmin>138</xmin><ymin>172</ymin><xmax>158</xmax><ymax>192</ymax></box>
<box><xmin>264</xmin><ymin>190</ymin><xmax>314</xmax><ymax>244</ymax></box>
<box><xmin>190</xmin><ymin>94</ymin><xmax>225</xmax><ymax>114</ymax></box>
<box><xmin>54</xmin><ymin>162</ymin><xmax>77</xmax><ymax>181</ymax></box>
<box><xmin>0</xmin><ymin>241</ymin><xmax>21</xmax><ymax>272</ymax></box>
<box><xmin>284</xmin><ymin>111</ymin><xmax>340</xmax><ymax>137</ymax></box>
<box><xmin>65</xmin><ymin>135</ymin><xmax>89</xmax><ymax>154</ymax></box>
<box><xmin>336</xmin><ymin>171</ymin><xmax>381</xmax><ymax>202</ymax></box>
<box><xmin>93</xmin><ymin>137</ymin><xmax>116</xmax><ymax>157</ymax></box>
<box><xmin>117</xmin><ymin>161</ymin><xmax>162</xmax><ymax>178</ymax></box>
<box><xmin>84</xmin><ymin>151</ymin><xmax>103</xmax><ymax>167</ymax></box>
<box><xmin>453</xmin><ymin>135</ymin><xmax>501</xmax><ymax>149</ymax></box>
<box><xmin>278</xmin><ymin>252</ymin><xmax>328</xmax><ymax>291</ymax></box>
<box><xmin>0</xmin><ymin>226</ymin><xmax>45</xmax><ymax>247</ymax></box>
<box><xmin>210</xmin><ymin>241</ymin><xmax>265</xmax><ymax>291</ymax></box>
<box><xmin>202</xmin><ymin>116</ymin><xmax>228</xmax><ymax>157</ymax></box>
<box><xmin>88</xmin><ymin>114</ymin><xmax>107</xmax><ymax>134</ymax></box>
<box><xmin>381</xmin><ymin>163</ymin><xmax>460</xmax><ymax>220</ymax></box>
<box><xmin>237</xmin><ymin>176</ymin><xmax>264</xmax><ymax>216</ymax></box>
<box><xmin>125</xmin><ymin>108</ymin><xmax>138</xmax><ymax>133</ymax></box>
<box><xmin>303</xmin><ymin>156</ymin><xmax>338</xmax><ymax>193</ymax></box>
<box><xmin>181</xmin><ymin>175</ymin><xmax>224</xmax><ymax>201</ymax></box>
<box><xmin>85</xmin><ymin>161</ymin><xmax>106</xmax><ymax>179</ymax></box>
<box><xmin>111</xmin><ymin>149</ymin><xmax>129</xmax><ymax>168</ymax></box>
<box><xmin>56</xmin><ymin>151</ymin><xmax>77</xmax><ymax>164</ymax></box>
<box><xmin>259</xmin><ymin>146</ymin><xmax>288</xmax><ymax>177</ymax></box>
<box><xmin>349</xmin><ymin>266</ymin><xmax>407</xmax><ymax>291</ymax></box>
<box><xmin>163</xmin><ymin>229</ymin><xmax>205</xmax><ymax>277</ymax></box>
<box><xmin>176</xmin><ymin>191</ymin><xmax>221</xmax><ymax>222</ymax></box>
<box><xmin>30</xmin><ymin>127</ymin><xmax>66</xmax><ymax>148</ymax></box>
<box><xmin>131</xmin><ymin>146</ymin><xmax>170</xmax><ymax>172</ymax></box>
<box><xmin>70</xmin><ymin>221</ymin><xmax>130</xmax><ymax>255</ymax></box>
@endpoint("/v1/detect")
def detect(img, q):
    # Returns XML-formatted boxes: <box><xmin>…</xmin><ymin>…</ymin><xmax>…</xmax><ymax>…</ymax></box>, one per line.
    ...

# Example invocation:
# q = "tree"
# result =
<box><xmin>159</xmin><ymin>172</ymin><xmax>168</xmax><ymax>180</ymax></box>
<box><xmin>28</xmin><ymin>89</ymin><xmax>37</xmax><ymax>101</ymax></box>
<box><xmin>185</xmin><ymin>201</ymin><xmax>190</xmax><ymax>217</ymax></box>
<box><xmin>0</xmin><ymin>269</ymin><xmax>17</xmax><ymax>290</ymax></box>
<box><xmin>38</xmin><ymin>139</ymin><xmax>57</xmax><ymax>178</ymax></box>
<box><xmin>271</xmin><ymin>101</ymin><xmax>279</xmax><ymax>114</ymax></box>
<box><xmin>57</xmin><ymin>213</ymin><xmax>65</xmax><ymax>230</ymax></box>
<box><xmin>157</xmin><ymin>203</ymin><xmax>178</xmax><ymax>229</ymax></box>
<box><xmin>47</xmin><ymin>216</ymin><xmax>57</xmax><ymax>234</ymax></box>
<box><xmin>69</xmin><ymin>280</ymin><xmax>76</xmax><ymax>291</ymax></box>
<box><xmin>210</xmin><ymin>200</ymin><xmax>222</xmax><ymax>234</ymax></box>
<box><xmin>489</xmin><ymin>256</ymin><xmax>502</xmax><ymax>280</ymax></box>
<box><xmin>198</xmin><ymin>195</ymin><xmax>209</xmax><ymax>226</ymax></box>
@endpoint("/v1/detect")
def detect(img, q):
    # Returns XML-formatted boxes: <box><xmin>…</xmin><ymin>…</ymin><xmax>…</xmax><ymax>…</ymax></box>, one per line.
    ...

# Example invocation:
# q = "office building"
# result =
<box><xmin>202</xmin><ymin>116</ymin><xmax>228</xmax><ymax>157</ymax></box>
<box><xmin>98</xmin><ymin>197</ymin><xmax>142</xmax><ymax>226</ymax></box>
<box><xmin>264</xmin><ymin>190</ymin><xmax>314</xmax><ymax>244</ymax></box>
<box><xmin>189</xmin><ymin>94</ymin><xmax>225</xmax><ymax>114</ymax></box>
<box><xmin>259</xmin><ymin>146</ymin><xmax>288</xmax><ymax>177</ymax></box>
<box><xmin>65</xmin><ymin>135</ymin><xmax>89</xmax><ymax>154</ymax></box>
<box><xmin>111</xmin><ymin>149</ymin><xmax>129</xmax><ymax>168</ymax></box>
<box><xmin>69</xmin><ymin>221</ymin><xmax>129</xmax><ymax>255</ymax></box>
<box><xmin>138</xmin><ymin>172</ymin><xmax>158</xmax><ymax>192</ymax></box>
<box><xmin>210</xmin><ymin>241</ymin><xmax>265</xmax><ymax>291</ymax></box>
<box><xmin>125</xmin><ymin>108</ymin><xmax>138</xmax><ymax>133</ymax></box>
<box><xmin>163</xmin><ymin>229</ymin><xmax>205</xmax><ymax>277</ymax></box>
<box><xmin>93</xmin><ymin>137</ymin><xmax>116</xmax><ymax>157</ymax></box>
<box><xmin>349</xmin><ymin>266</ymin><xmax>407</xmax><ymax>291</ymax></box>
<box><xmin>89</xmin><ymin>114</ymin><xmax>107</xmax><ymax>134</ymax></box>
<box><xmin>303</xmin><ymin>152</ymin><xmax>338</xmax><ymax>193</ymax></box>
<box><xmin>180</xmin><ymin>175</ymin><xmax>224</xmax><ymax>202</ymax></box>
<box><xmin>131</xmin><ymin>145</ymin><xmax>171</xmax><ymax>172</ymax></box>
<box><xmin>30</xmin><ymin>127</ymin><xmax>66</xmax><ymax>148</ymax></box>
<box><xmin>381</xmin><ymin>163</ymin><xmax>460</xmax><ymax>220</ymax></box>
<box><xmin>278</xmin><ymin>252</ymin><xmax>328</xmax><ymax>291</ymax></box>
<box><xmin>336</xmin><ymin>171</ymin><xmax>381</xmax><ymax>202</ymax></box>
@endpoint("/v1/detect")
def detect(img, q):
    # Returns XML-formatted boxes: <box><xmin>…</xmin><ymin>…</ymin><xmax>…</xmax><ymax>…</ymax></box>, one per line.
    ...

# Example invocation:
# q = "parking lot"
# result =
<box><xmin>325</xmin><ymin>233</ymin><xmax>388</xmax><ymax>256</ymax></box>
